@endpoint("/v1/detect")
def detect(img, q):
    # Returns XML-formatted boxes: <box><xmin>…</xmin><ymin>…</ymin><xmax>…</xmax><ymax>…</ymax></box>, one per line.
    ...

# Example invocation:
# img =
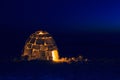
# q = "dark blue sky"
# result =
<box><xmin>1</xmin><ymin>0</ymin><xmax>120</xmax><ymax>60</ymax></box>
<box><xmin>1</xmin><ymin>0</ymin><xmax>120</xmax><ymax>32</ymax></box>
<box><xmin>0</xmin><ymin>1</ymin><xmax>120</xmax><ymax>80</ymax></box>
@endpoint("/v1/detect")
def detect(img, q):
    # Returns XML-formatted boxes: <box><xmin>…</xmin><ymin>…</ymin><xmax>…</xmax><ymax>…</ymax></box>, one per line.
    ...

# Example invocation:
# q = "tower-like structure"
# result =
<box><xmin>22</xmin><ymin>30</ymin><xmax>59</xmax><ymax>61</ymax></box>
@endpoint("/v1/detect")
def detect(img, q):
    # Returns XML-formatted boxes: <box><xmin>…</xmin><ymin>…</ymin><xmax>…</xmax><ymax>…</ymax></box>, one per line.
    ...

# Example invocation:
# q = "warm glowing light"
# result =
<box><xmin>51</xmin><ymin>54</ymin><xmax>88</xmax><ymax>63</ymax></box>
<box><xmin>21</xmin><ymin>30</ymin><xmax>89</xmax><ymax>63</ymax></box>
<box><xmin>51</xmin><ymin>49</ymin><xmax>88</xmax><ymax>63</ymax></box>
<box><xmin>39</xmin><ymin>31</ymin><xmax>44</xmax><ymax>34</ymax></box>
<box><xmin>52</xmin><ymin>50</ymin><xmax>59</xmax><ymax>61</ymax></box>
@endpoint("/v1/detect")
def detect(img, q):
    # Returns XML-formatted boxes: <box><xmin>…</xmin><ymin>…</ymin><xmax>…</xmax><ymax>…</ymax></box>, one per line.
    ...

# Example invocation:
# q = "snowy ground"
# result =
<box><xmin>0</xmin><ymin>61</ymin><xmax>120</xmax><ymax>80</ymax></box>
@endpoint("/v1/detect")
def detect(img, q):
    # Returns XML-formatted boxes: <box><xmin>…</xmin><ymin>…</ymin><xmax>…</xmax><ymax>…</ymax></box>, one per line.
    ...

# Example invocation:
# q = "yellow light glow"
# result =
<box><xmin>21</xmin><ymin>30</ymin><xmax>88</xmax><ymax>63</ymax></box>
<box><xmin>51</xmin><ymin>50</ymin><xmax>85</xmax><ymax>63</ymax></box>
<box><xmin>52</xmin><ymin>50</ymin><xmax>59</xmax><ymax>61</ymax></box>
<box><xmin>39</xmin><ymin>31</ymin><xmax>44</xmax><ymax>34</ymax></box>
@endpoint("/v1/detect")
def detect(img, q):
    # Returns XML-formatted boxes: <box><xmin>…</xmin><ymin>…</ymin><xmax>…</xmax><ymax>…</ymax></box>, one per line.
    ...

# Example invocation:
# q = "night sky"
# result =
<box><xmin>0</xmin><ymin>0</ymin><xmax>120</xmax><ymax>80</ymax></box>
<box><xmin>1</xmin><ymin>0</ymin><xmax>120</xmax><ymax>61</ymax></box>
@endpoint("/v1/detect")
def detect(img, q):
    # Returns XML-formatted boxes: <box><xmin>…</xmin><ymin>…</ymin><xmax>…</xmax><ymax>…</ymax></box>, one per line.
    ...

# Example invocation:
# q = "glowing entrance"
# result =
<box><xmin>52</xmin><ymin>50</ymin><xmax>59</xmax><ymax>61</ymax></box>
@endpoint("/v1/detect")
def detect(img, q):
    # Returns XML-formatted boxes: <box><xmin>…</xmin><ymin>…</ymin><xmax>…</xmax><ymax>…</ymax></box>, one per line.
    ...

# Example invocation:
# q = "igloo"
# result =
<box><xmin>22</xmin><ymin>30</ymin><xmax>59</xmax><ymax>61</ymax></box>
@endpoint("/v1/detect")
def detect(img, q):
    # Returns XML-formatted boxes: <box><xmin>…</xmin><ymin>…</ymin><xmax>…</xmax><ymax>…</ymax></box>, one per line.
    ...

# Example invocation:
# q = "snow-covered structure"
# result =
<box><xmin>22</xmin><ymin>30</ymin><xmax>59</xmax><ymax>61</ymax></box>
